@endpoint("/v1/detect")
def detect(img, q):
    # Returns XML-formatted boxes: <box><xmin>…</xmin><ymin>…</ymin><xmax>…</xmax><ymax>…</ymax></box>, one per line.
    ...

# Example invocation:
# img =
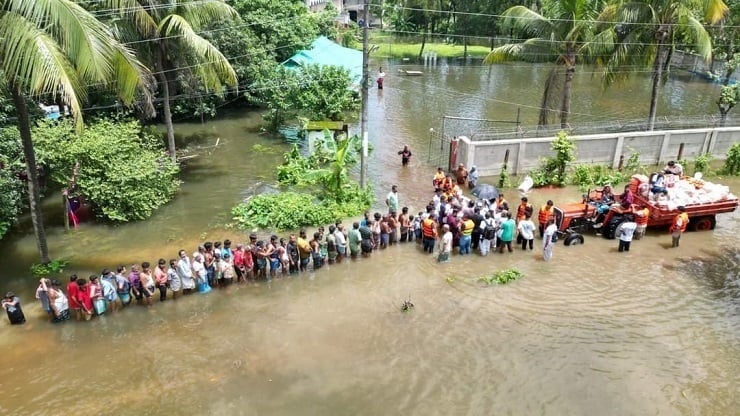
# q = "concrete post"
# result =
<box><xmin>658</xmin><ymin>132</ymin><xmax>671</xmax><ymax>164</ymax></box>
<box><xmin>612</xmin><ymin>136</ymin><xmax>625</xmax><ymax>169</ymax></box>
<box><xmin>516</xmin><ymin>142</ymin><xmax>526</xmax><ymax>175</ymax></box>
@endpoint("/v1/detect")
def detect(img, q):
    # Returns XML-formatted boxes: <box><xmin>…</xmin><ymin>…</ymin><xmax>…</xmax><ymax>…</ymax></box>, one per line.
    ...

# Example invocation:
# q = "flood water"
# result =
<box><xmin>0</xmin><ymin>63</ymin><xmax>738</xmax><ymax>415</ymax></box>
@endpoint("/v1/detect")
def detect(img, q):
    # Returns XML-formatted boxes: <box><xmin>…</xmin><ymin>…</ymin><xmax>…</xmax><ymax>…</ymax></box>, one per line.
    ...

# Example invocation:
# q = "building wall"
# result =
<box><xmin>456</xmin><ymin>127</ymin><xmax>740</xmax><ymax>177</ymax></box>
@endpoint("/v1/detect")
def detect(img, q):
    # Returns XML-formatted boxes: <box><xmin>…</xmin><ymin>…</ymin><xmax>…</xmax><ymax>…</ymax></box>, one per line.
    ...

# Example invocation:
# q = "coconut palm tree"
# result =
<box><xmin>599</xmin><ymin>0</ymin><xmax>728</xmax><ymax>130</ymax></box>
<box><xmin>107</xmin><ymin>0</ymin><xmax>239</xmax><ymax>162</ymax></box>
<box><xmin>484</xmin><ymin>1</ymin><xmax>612</xmax><ymax>128</ymax></box>
<box><xmin>0</xmin><ymin>0</ymin><xmax>150</xmax><ymax>263</ymax></box>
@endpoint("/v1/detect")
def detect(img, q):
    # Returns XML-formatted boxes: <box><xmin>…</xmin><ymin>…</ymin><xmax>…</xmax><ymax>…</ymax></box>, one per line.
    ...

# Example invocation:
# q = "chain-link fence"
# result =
<box><xmin>445</xmin><ymin>114</ymin><xmax>740</xmax><ymax>142</ymax></box>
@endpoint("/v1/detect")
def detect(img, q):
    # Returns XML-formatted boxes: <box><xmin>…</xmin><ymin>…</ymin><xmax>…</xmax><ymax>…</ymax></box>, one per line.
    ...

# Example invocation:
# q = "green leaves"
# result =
<box><xmin>260</xmin><ymin>64</ymin><xmax>359</xmax><ymax>129</ymax></box>
<box><xmin>479</xmin><ymin>268</ymin><xmax>523</xmax><ymax>285</ymax></box>
<box><xmin>530</xmin><ymin>131</ymin><xmax>576</xmax><ymax>187</ymax></box>
<box><xmin>232</xmin><ymin>185</ymin><xmax>372</xmax><ymax>231</ymax></box>
<box><xmin>32</xmin><ymin>118</ymin><xmax>180</xmax><ymax>222</ymax></box>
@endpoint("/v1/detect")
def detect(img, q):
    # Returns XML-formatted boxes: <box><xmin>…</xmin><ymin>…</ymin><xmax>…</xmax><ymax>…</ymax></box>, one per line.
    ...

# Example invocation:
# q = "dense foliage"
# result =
<box><xmin>233</xmin><ymin>131</ymin><xmax>372</xmax><ymax>230</ymax></box>
<box><xmin>260</xmin><ymin>65</ymin><xmax>360</xmax><ymax>131</ymax></box>
<box><xmin>722</xmin><ymin>142</ymin><xmax>740</xmax><ymax>175</ymax></box>
<box><xmin>0</xmin><ymin>167</ymin><xmax>23</xmax><ymax>239</ymax></box>
<box><xmin>31</xmin><ymin>119</ymin><xmax>180</xmax><ymax>221</ymax></box>
<box><xmin>530</xmin><ymin>131</ymin><xmax>576</xmax><ymax>187</ymax></box>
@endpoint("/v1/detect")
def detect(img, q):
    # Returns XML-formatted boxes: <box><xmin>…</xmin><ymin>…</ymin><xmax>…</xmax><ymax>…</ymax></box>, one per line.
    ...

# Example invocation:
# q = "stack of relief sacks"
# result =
<box><xmin>632</xmin><ymin>173</ymin><xmax>736</xmax><ymax>211</ymax></box>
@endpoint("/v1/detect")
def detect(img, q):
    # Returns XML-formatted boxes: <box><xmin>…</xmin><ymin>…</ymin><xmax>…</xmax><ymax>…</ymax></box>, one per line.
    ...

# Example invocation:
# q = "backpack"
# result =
<box><xmin>483</xmin><ymin>219</ymin><xmax>497</xmax><ymax>240</ymax></box>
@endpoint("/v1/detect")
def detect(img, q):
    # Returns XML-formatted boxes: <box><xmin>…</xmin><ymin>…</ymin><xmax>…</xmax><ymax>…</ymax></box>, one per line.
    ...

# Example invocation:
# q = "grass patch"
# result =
<box><xmin>360</xmin><ymin>34</ymin><xmax>491</xmax><ymax>59</ymax></box>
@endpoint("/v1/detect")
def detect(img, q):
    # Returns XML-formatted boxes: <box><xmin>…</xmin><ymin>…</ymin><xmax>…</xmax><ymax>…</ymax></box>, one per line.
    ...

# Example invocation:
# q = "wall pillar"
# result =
<box><xmin>515</xmin><ymin>142</ymin><xmax>526</xmax><ymax>175</ymax></box>
<box><xmin>612</xmin><ymin>136</ymin><xmax>625</xmax><ymax>169</ymax></box>
<box><xmin>657</xmin><ymin>132</ymin><xmax>671</xmax><ymax>164</ymax></box>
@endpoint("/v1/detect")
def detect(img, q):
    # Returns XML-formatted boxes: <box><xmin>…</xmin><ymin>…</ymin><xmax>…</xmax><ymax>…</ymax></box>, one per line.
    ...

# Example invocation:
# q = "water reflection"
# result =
<box><xmin>0</xmin><ymin>63</ymin><xmax>738</xmax><ymax>415</ymax></box>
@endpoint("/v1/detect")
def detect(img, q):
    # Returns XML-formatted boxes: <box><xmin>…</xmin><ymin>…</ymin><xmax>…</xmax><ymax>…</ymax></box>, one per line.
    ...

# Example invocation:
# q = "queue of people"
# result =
<box><xmin>2</xmin><ymin>164</ymin><xmax>696</xmax><ymax>326</ymax></box>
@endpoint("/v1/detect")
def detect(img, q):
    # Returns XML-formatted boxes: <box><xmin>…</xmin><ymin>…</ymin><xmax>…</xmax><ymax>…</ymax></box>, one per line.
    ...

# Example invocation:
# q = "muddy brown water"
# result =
<box><xmin>0</xmin><ymin>64</ymin><xmax>738</xmax><ymax>415</ymax></box>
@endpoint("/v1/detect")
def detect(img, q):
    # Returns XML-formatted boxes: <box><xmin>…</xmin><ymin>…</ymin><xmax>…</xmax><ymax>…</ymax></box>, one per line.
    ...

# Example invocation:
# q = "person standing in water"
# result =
<box><xmin>398</xmin><ymin>145</ymin><xmax>412</xmax><ymax>167</ymax></box>
<box><xmin>2</xmin><ymin>291</ymin><xmax>25</xmax><ymax>325</ymax></box>
<box><xmin>377</xmin><ymin>67</ymin><xmax>385</xmax><ymax>89</ymax></box>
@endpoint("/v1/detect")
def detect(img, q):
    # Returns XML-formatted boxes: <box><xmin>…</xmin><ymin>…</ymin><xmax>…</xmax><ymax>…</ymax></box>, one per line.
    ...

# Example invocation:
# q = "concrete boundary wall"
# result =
<box><xmin>457</xmin><ymin>127</ymin><xmax>740</xmax><ymax>177</ymax></box>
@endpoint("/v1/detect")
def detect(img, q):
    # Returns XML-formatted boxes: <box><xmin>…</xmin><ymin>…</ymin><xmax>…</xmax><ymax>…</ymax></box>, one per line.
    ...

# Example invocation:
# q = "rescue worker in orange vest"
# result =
<box><xmin>516</xmin><ymin>197</ymin><xmax>534</xmax><ymax>244</ymax></box>
<box><xmin>433</xmin><ymin>167</ymin><xmax>445</xmax><ymax>190</ymax></box>
<box><xmin>633</xmin><ymin>204</ymin><xmax>650</xmax><ymax>240</ymax></box>
<box><xmin>538</xmin><ymin>200</ymin><xmax>555</xmax><ymax>238</ymax></box>
<box><xmin>669</xmin><ymin>206</ymin><xmax>689</xmax><ymax>247</ymax></box>
<box><xmin>421</xmin><ymin>208</ymin><xmax>438</xmax><ymax>254</ymax></box>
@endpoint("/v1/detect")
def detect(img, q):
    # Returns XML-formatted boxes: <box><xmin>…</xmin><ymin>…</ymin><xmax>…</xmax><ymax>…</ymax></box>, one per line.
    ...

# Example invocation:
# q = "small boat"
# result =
<box><xmin>397</xmin><ymin>69</ymin><xmax>423</xmax><ymax>76</ymax></box>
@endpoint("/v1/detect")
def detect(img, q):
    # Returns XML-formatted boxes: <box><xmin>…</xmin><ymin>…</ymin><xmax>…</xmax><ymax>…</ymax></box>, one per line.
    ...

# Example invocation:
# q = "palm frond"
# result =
<box><xmin>9</xmin><ymin>0</ymin><xmax>119</xmax><ymax>83</ymax></box>
<box><xmin>174</xmin><ymin>0</ymin><xmax>240</xmax><ymax>31</ymax></box>
<box><xmin>682</xmin><ymin>15</ymin><xmax>714</xmax><ymax>60</ymax></box>
<box><xmin>0</xmin><ymin>12</ymin><xmax>84</xmax><ymax>129</ymax></box>
<box><xmin>500</xmin><ymin>6</ymin><xmax>554</xmax><ymax>38</ymax></box>
<box><xmin>159</xmin><ymin>14</ymin><xmax>237</xmax><ymax>90</ymax></box>
<box><xmin>485</xmin><ymin>39</ymin><xmax>558</xmax><ymax>64</ymax></box>
<box><xmin>99</xmin><ymin>0</ymin><xmax>159</xmax><ymax>37</ymax></box>
<box><xmin>702</xmin><ymin>0</ymin><xmax>729</xmax><ymax>24</ymax></box>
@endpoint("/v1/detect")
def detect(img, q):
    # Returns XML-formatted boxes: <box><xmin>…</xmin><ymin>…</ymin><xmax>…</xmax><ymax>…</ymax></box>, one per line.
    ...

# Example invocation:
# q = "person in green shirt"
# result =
<box><xmin>497</xmin><ymin>212</ymin><xmax>515</xmax><ymax>253</ymax></box>
<box><xmin>348</xmin><ymin>222</ymin><xmax>362</xmax><ymax>258</ymax></box>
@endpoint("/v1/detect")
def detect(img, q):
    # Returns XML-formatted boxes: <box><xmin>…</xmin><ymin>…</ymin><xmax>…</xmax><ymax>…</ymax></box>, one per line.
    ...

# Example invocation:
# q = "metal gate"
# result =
<box><xmin>427</xmin><ymin>128</ymin><xmax>454</xmax><ymax>171</ymax></box>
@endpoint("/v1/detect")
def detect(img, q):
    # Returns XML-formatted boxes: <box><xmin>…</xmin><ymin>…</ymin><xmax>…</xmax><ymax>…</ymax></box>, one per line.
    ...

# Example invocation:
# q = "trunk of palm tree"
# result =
<box><xmin>156</xmin><ymin>47</ymin><xmax>177</xmax><ymax>162</ymax></box>
<box><xmin>648</xmin><ymin>27</ymin><xmax>670</xmax><ymax>131</ymax></box>
<box><xmin>560</xmin><ymin>48</ymin><xmax>576</xmax><ymax>129</ymax></box>
<box><xmin>11</xmin><ymin>86</ymin><xmax>50</xmax><ymax>264</ymax></box>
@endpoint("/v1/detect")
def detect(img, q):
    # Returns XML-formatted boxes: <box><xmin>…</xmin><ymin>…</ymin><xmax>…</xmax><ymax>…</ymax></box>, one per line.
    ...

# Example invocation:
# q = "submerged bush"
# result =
<box><xmin>232</xmin><ymin>184</ymin><xmax>372</xmax><ymax>230</ymax></box>
<box><xmin>32</xmin><ymin>119</ymin><xmax>180</xmax><ymax>221</ymax></box>
<box><xmin>722</xmin><ymin>143</ymin><xmax>740</xmax><ymax>175</ymax></box>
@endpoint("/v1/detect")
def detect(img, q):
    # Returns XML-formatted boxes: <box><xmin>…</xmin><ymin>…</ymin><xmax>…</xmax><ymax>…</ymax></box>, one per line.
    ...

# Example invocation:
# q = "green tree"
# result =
<box><xmin>260</xmin><ymin>64</ymin><xmax>360</xmax><ymax>131</ymax></box>
<box><xmin>32</xmin><ymin>119</ymin><xmax>180</xmax><ymax>221</ymax></box>
<box><xmin>600</xmin><ymin>0</ymin><xmax>728</xmax><ymax>130</ymax></box>
<box><xmin>110</xmin><ymin>0</ymin><xmax>239</xmax><ymax>162</ymax></box>
<box><xmin>0</xmin><ymin>0</ymin><xmax>149</xmax><ymax>262</ymax></box>
<box><xmin>717</xmin><ymin>83</ymin><xmax>740</xmax><ymax>126</ymax></box>
<box><xmin>484</xmin><ymin>0</ymin><xmax>611</xmax><ymax>128</ymax></box>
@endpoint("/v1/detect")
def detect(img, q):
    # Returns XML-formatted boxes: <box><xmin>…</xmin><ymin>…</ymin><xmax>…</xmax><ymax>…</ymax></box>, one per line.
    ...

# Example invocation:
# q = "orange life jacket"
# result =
<box><xmin>538</xmin><ymin>205</ymin><xmax>554</xmax><ymax>225</ymax></box>
<box><xmin>516</xmin><ymin>203</ymin><xmax>532</xmax><ymax>220</ymax></box>
<box><xmin>635</xmin><ymin>207</ymin><xmax>649</xmax><ymax>226</ymax></box>
<box><xmin>422</xmin><ymin>218</ymin><xmax>436</xmax><ymax>238</ymax></box>
<box><xmin>670</xmin><ymin>212</ymin><xmax>689</xmax><ymax>233</ymax></box>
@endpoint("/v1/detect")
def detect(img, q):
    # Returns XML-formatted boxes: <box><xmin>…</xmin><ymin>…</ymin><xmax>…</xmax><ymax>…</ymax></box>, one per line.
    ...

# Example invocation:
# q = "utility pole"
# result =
<box><xmin>360</xmin><ymin>0</ymin><xmax>369</xmax><ymax>188</ymax></box>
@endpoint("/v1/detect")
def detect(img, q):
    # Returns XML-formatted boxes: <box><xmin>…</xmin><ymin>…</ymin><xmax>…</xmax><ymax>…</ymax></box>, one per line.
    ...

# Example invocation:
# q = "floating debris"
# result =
<box><xmin>401</xmin><ymin>296</ymin><xmax>414</xmax><ymax>312</ymax></box>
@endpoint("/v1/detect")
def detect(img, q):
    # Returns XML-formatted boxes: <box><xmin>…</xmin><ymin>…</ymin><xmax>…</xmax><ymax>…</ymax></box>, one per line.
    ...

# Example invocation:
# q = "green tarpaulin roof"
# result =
<box><xmin>281</xmin><ymin>36</ymin><xmax>362</xmax><ymax>84</ymax></box>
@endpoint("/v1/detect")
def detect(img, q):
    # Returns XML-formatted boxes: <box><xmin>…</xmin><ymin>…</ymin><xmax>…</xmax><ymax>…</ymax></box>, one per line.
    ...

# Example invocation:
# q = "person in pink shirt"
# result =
<box><xmin>154</xmin><ymin>258</ymin><xmax>169</xmax><ymax>302</ymax></box>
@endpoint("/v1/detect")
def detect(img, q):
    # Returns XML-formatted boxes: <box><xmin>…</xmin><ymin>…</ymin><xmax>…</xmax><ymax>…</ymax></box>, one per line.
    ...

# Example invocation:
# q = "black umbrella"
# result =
<box><xmin>471</xmin><ymin>183</ymin><xmax>499</xmax><ymax>201</ymax></box>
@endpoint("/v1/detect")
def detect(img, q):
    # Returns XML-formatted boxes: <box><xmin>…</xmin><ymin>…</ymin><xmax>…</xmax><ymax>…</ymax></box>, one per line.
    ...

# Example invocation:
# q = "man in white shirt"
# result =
<box><xmin>618</xmin><ymin>216</ymin><xmax>638</xmax><ymax>252</ymax></box>
<box><xmin>542</xmin><ymin>219</ymin><xmax>558</xmax><ymax>262</ymax></box>
<box><xmin>176</xmin><ymin>250</ymin><xmax>195</xmax><ymax>291</ymax></box>
<box><xmin>437</xmin><ymin>224</ymin><xmax>452</xmax><ymax>263</ymax></box>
